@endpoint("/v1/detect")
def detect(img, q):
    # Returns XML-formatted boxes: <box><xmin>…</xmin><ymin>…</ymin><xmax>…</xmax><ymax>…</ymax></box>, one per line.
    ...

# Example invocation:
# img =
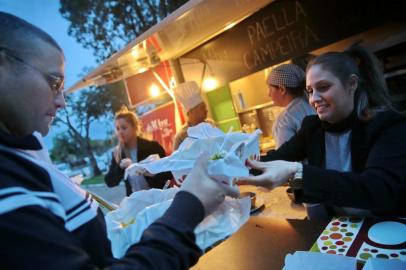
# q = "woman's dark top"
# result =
<box><xmin>104</xmin><ymin>137</ymin><xmax>173</xmax><ymax>195</ymax></box>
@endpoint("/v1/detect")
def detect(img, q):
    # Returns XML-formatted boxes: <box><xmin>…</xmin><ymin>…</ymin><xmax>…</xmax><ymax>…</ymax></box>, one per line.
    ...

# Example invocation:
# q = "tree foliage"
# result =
<box><xmin>60</xmin><ymin>0</ymin><xmax>188</xmax><ymax>62</ymax></box>
<box><xmin>53</xmin><ymin>81</ymin><xmax>128</xmax><ymax>176</ymax></box>
<box><xmin>57</xmin><ymin>0</ymin><xmax>188</xmax><ymax>174</ymax></box>
<box><xmin>50</xmin><ymin>133</ymin><xmax>84</xmax><ymax>163</ymax></box>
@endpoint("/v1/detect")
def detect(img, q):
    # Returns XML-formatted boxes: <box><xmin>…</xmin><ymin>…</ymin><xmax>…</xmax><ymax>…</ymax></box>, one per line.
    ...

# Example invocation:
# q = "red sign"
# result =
<box><xmin>140</xmin><ymin>102</ymin><xmax>176</xmax><ymax>155</ymax></box>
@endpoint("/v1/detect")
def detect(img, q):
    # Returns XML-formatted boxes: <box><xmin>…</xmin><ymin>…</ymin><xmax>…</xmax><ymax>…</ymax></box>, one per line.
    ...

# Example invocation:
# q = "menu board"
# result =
<box><xmin>310</xmin><ymin>216</ymin><xmax>406</xmax><ymax>263</ymax></box>
<box><xmin>184</xmin><ymin>0</ymin><xmax>396</xmax><ymax>82</ymax></box>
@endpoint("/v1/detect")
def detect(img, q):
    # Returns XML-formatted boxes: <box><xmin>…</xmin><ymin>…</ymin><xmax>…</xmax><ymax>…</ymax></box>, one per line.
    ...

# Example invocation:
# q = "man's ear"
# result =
<box><xmin>280</xmin><ymin>85</ymin><xmax>287</xmax><ymax>96</ymax></box>
<box><xmin>348</xmin><ymin>74</ymin><xmax>359</xmax><ymax>93</ymax></box>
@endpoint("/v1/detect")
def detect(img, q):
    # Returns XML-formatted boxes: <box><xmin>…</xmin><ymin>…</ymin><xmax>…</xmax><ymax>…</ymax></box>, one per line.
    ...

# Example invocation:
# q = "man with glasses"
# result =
<box><xmin>0</xmin><ymin>12</ymin><xmax>238</xmax><ymax>269</ymax></box>
<box><xmin>0</xmin><ymin>47</ymin><xmax>64</xmax><ymax>92</ymax></box>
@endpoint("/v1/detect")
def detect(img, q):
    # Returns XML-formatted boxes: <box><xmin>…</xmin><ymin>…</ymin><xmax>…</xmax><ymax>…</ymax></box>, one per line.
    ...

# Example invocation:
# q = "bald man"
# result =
<box><xmin>0</xmin><ymin>12</ymin><xmax>238</xmax><ymax>269</ymax></box>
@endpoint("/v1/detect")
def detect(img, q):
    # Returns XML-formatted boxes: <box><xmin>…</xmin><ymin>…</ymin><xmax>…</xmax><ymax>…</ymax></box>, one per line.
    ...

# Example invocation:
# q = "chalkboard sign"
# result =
<box><xmin>184</xmin><ymin>0</ymin><xmax>400</xmax><ymax>80</ymax></box>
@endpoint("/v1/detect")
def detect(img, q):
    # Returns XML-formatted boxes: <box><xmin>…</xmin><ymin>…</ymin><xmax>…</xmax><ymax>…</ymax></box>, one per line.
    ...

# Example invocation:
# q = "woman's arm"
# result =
<box><xmin>145</xmin><ymin>141</ymin><xmax>173</xmax><ymax>188</ymax></box>
<box><xmin>104</xmin><ymin>152</ymin><xmax>124</xmax><ymax>187</ymax></box>
<box><xmin>298</xmin><ymin>121</ymin><xmax>406</xmax><ymax>215</ymax></box>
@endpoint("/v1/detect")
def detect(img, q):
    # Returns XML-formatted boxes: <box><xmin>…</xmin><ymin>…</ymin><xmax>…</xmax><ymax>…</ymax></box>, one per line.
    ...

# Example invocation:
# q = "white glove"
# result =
<box><xmin>237</xmin><ymin>159</ymin><xmax>301</xmax><ymax>189</ymax></box>
<box><xmin>119</xmin><ymin>158</ymin><xmax>132</xmax><ymax>169</ymax></box>
<box><xmin>181</xmin><ymin>152</ymin><xmax>240</xmax><ymax>216</ymax></box>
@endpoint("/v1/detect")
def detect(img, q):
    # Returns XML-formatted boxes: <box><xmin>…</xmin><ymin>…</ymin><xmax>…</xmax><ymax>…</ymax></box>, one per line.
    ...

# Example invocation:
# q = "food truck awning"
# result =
<box><xmin>65</xmin><ymin>0</ymin><xmax>274</xmax><ymax>94</ymax></box>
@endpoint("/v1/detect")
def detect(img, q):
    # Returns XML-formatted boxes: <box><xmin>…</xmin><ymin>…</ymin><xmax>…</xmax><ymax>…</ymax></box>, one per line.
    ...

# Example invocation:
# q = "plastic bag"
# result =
<box><xmin>105</xmin><ymin>188</ymin><xmax>251</xmax><ymax>258</ymax></box>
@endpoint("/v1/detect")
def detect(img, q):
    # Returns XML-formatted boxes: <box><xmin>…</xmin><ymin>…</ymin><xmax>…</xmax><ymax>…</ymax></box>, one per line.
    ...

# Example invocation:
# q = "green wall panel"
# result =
<box><xmin>206</xmin><ymin>85</ymin><xmax>241</xmax><ymax>132</ymax></box>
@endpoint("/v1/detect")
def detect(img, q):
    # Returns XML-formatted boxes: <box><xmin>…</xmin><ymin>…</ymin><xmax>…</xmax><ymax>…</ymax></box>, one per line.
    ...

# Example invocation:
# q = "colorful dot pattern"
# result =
<box><xmin>356</xmin><ymin>242</ymin><xmax>406</xmax><ymax>262</ymax></box>
<box><xmin>316</xmin><ymin>217</ymin><xmax>363</xmax><ymax>257</ymax></box>
<box><xmin>316</xmin><ymin>216</ymin><xmax>406</xmax><ymax>263</ymax></box>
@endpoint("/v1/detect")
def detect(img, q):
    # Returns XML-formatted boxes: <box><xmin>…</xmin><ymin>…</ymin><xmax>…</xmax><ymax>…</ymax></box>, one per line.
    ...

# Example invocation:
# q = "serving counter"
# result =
<box><xmin>193</xmin><ymin>184</ymin><xmax>406</xmax><ymax>269</ymax></box>
<box><xmin>192</xmin><ymin>186</ymin><xmax>320</xmax><ymax>269</ymax></box>
<box><xmin>192</xmin><ymin>217</ymin><xmax>326</xmax><ymax>270</ymax></box>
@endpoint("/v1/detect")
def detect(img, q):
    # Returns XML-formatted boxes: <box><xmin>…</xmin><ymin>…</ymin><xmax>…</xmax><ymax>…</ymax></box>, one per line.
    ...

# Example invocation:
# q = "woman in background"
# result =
<box><xmin>104</xmin><ymin>107</ymin><xmax>172</xmax><ymax>196</ymax></box>
<box><xmin>239</xmin><ymin>44</ymin><xmax>406</xmax><ymax>218</ymax></box>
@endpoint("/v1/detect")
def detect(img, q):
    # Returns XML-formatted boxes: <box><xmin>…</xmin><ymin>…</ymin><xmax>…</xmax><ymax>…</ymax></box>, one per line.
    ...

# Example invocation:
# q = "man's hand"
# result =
<box><xmin>181</xmin><ymin>152</ymin><xmax>240</xmax><ymax>216</ymax></box>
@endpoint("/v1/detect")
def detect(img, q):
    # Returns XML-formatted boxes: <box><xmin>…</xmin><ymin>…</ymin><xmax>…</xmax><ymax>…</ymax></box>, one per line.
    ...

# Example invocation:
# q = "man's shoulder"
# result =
<box><xmin>175</xmin><ymin>125</ymin><xmax>188</xmax><ymax>137</ymax></box>
<box><xmin>179</xmin><ymin>124</ymin><xmax>189</xmax><ymax>132</ymax></box>
<box><xmin>0</xmin><ymin>147</ymin><xmax>52</xmax><ymax>191</ymax></box>
<box><xmin>0</xmin><ymin>147</ymin><xmax>62</xmax><ymax>218</ymax></box>
<box><xmin>287</xmin><ymin>98</ymin><xmax>315</xmax><ymax>115</ymax></box>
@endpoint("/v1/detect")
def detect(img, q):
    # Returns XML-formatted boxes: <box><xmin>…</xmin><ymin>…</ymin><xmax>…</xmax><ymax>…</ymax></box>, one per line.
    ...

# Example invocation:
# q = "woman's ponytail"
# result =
<box><xmin>345</xmin><ymin>44</ymin><xmax>395</xmax><ymax>120</ymax></box>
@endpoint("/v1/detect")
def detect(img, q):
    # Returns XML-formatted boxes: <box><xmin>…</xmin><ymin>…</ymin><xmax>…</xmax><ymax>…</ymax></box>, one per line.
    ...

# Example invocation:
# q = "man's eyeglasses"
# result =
<box><xmin>0</xmin><ymin>47</ymin><xmax>64</xmax><ymax>96</ymax></box>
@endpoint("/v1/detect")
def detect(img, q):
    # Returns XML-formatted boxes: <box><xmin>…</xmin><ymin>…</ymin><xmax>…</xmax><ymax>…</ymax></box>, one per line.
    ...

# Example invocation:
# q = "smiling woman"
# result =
<box><xmin>306</xmin><ymin>64</ymin><xmax>356</xmax><ymax>124</ymax></box>
<box><xmin>239</xmin><ymin>43</ymin><xmax>406</xmax><ymax>219</ymax></box>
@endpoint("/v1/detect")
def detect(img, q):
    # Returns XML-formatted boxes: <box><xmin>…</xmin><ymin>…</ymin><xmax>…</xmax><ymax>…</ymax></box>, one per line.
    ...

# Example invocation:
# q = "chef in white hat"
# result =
<box><xmin>173</xmin><ymin>81</ymin><xmax>209</xmax><ymax>150</ymax></box>
<box><xmin>267</xmin><ymin>63</ymin><xmax>315</xmax><ymax>148</ymax></box>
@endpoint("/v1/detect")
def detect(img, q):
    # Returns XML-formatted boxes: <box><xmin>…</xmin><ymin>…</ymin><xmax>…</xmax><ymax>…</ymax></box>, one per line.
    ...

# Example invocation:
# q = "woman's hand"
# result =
<box><xmin>135</xmin><ymin>167</ymin><xmax>156</xmax><ymax>177</ymax></box>
<box><xmin>181</xmin><ymin>152</ymin><xmax>240</xmax><ymax>216</ymax></box>
<box><xmin>119</xmin><ymin>158</ymin><xmax>132</xmax><ymax>169</ymax></box>
<box><xmin>237</xmin><ymin>159</ymin><xmax>300</xmax><ymax>189</ymax></box>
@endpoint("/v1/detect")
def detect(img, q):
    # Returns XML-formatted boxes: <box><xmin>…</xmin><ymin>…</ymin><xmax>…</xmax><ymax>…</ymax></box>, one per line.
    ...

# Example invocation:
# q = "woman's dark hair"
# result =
<box><xmin>306</xmin><ymin>44</ymin><xmax>395</xmax><ymax>120</ymax></box>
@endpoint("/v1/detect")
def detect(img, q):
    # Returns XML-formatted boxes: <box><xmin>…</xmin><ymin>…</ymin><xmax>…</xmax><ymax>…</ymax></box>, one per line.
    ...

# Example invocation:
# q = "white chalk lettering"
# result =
<box><xmin>295</xmin><ymin>1</ymin><xmax>307</xmax><ymax>18</ymax></box>
<box><xmin>304</xmin><ymin>25</ymin><xmax>320</xmax><ymax>45</ymax></box>
<box><xmin>243</xmin><ymin>24</ymin><xmax>320</xmax><ymax>70</ymax></box>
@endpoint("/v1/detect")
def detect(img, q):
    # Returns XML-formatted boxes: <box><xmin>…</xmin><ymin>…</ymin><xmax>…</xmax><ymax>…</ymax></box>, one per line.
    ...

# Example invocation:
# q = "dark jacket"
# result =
<box><xmin>262</xmin><ymin>111</ymin><xmax>406</xmax><ymax>216</ymax></box>
<box><xmin>0</xmin><ymin>131</ymin><xmax>204</xmax><ymax>269</ymax></box>
<box><xmin>104</xmin><ymin>137</ymin><xmax>173</xmax><ymax>195</ymax></box>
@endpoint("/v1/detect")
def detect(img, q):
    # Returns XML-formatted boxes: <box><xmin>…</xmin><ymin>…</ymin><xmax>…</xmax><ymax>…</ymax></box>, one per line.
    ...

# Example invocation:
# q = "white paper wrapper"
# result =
<box><xmin>363</xmin><ymin>257</ymin><xmax>406</xmax><ymax>270</ymax></box>
<box><xmin>283</xmin><ymin>251</ymin><xmax>357</xmax><ymax>270</ymax></box>
<box><xmin>124</xmin><ymin>154</ymin><xmax>161</xmax><ymax>180</ymax></box>
<box><xmin>126</xmin><ymin>123</ymin><xmax>262</xmax><ymax>185</ymax></box>
<box><xmin>105</xmin><ymin>188</ymin><xmax>251</xmax><ymax>258</ymax></box>
<box><xmin>178</xmin><ymin>123</ymin><xmax>225</xmax><ymax>151</ymax></box>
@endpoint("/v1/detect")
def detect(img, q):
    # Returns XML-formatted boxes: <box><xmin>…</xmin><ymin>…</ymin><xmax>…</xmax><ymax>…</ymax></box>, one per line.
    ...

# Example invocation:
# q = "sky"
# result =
<box><xmin>0</xmin><ymin>0</ymin><xmax>111</xmax><ymax>149</ymax></box>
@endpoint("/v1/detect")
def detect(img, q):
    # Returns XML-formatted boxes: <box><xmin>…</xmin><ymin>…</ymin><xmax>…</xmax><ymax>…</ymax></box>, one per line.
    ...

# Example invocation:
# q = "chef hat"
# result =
<box><xmin>173</xmin><ymin>81</ymin><xmax>204</xmax><ymax>112</ymax></box>
<box><xmin>267</xmin><ymin>64</ymin><xmax>305</xmax><ymax>88</ymax></box>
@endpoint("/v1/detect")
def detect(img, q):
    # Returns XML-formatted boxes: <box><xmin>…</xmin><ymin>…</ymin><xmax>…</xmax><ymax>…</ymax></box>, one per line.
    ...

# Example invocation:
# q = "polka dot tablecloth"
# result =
<box><xmin>312</xmin><ymin>216</ymin><xmax>406</xmax><ymax>263</ymax></box>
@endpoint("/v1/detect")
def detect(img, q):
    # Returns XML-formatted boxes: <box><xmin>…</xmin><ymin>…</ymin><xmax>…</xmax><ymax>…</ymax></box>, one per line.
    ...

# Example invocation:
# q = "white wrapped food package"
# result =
<box><xmin>105</xmin><ymin>188</ymin><xmax>251</xmax><ymax>258</ymax></box>
<box><xmin>124</xmin><ymin>154</ymin><xmax>161</xmax><ymax>180</ymax></box>
<box><xmin>283</xmin><ymin>251</ymin><xmax>357</xmax><ymax>270</ymax></box>
<box><xmin>125</xmin><ymin>123</ymin><xmax>262</xmax><ymax>185</ymax></box>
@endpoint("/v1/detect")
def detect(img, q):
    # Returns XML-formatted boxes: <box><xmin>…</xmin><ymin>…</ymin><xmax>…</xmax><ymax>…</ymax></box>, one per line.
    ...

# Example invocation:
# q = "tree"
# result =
<box><xmin>54</xmin><ymin>80</ymin><xmax>128</xmax><ymax>176</ymax></box>
<box><xmin>57</xmin><ymin>0</ymin><xmax>189</xmax><ymax>174</ymax></box>
<box><xmin>50</xmin><ymin>133</ymin><xmax>84</xmax><ymax>164</ymax></box>
<box><xmin>60</xmin><ymin>0</ymin><xmax>188</xmax><ymax>62</ymax></box>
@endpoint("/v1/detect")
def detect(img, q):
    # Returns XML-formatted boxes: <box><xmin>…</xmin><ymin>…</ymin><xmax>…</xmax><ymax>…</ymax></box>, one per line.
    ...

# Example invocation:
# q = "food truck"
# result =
<box><xmin>65</xmin><ymin>1</ymin><xmax>406</xmax><ymax>268</ymax></box>
<box><xmin>66</xmin><ymin>0</ymin><xmax>406</xmax><ymax>155</ymax></box>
